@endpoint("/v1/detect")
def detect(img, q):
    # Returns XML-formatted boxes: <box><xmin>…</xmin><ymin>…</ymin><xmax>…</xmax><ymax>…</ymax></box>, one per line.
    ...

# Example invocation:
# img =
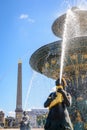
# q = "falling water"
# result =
<box><xmin>64</xmin><ymin>0</ymin><xmax>87</xmax><ymax>9</ymax></box>
<box><xmin>59</xmin><ymin>8</ymin><xmax>80</xmax><ymax>83</ymax></box>
<box><xmin>24</xmin><ymin>71</ymin><xmax>37</xmax><ymax>110</ymax></box>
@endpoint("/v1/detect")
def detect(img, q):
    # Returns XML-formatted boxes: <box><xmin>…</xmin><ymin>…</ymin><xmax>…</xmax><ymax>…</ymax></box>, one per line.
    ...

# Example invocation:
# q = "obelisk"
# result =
<box><xmin>15</xmin><ymin>59</ymin><xmax>23</xmax><ymax>124</ymax></box>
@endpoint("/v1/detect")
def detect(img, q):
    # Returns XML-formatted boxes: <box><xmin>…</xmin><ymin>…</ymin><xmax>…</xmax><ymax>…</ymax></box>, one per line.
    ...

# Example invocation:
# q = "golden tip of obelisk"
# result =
<box><xmin>18</xmin><ymin>58</ymin><xmax>22</xmax><ymax>63</ymax></box>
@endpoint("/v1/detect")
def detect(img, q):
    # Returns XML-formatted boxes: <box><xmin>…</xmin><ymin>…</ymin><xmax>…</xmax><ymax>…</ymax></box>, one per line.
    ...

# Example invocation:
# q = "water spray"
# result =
<box><xmin>24</xmin><ymin>71</ymin><xmax>37</xmax><ymax>111</ymax></box>
<box><xmin>60</xmin><ymin>9</ymin><xmax>71</xmax><ymax>83</ymax></box>
<box><xmin>59</xmin><ymin>8</ymin><xmax>80</xmax><ymax>83</ymax></box>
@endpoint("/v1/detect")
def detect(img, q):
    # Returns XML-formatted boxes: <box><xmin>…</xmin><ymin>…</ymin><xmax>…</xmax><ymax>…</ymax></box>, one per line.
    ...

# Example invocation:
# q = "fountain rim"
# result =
<box><xmin>29</xmin><ymin>36</ymin><xmax>87</xmax><ymax>75</ymax></box>
<box><xmin>29</xmin><ymin>40</ymin><xmax>61</xmax><ymax>73</ymax></box>
<box><xmin>52</xmin><ymin>9</ymin><xmax>87</xmax><ymax>38</ymax></box>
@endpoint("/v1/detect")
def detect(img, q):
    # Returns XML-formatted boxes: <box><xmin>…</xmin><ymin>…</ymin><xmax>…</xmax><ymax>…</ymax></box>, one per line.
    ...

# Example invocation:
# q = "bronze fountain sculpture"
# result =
<box><xmin>29</xmin><ymin>7</ymin><xmax>87</xmax><ymax>125</ymax></box>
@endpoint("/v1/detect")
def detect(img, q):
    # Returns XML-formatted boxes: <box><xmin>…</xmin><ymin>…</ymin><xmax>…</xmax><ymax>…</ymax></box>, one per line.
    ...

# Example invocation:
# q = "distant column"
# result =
<box><xmin>15</xmin><ymin>59</ymin><xmax>23</xmax><ymax>124</ymax></box>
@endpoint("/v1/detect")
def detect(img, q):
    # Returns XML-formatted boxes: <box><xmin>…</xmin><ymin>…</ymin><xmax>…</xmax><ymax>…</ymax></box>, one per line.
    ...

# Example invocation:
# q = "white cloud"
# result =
<box><xmin>8</xmin><ymin>111</ymin><xmax>15</xmax><ymax>117</ymax></box>
<box><xmin>19</xmin><ymin>14</ymin><xmax>35</xmax><ymax>23</ymax></box>
<box><xmin>19</xmin><ymin>14</ymin><xmax>29</xmax><ymax>19</ymax></box>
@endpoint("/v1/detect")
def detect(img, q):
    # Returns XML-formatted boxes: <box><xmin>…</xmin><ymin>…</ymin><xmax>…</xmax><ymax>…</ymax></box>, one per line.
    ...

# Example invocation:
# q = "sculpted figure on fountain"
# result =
<box><xmin>44</xmin><ymin>78</ymin><xmax>73</xmax><ymax>130</ymax></box>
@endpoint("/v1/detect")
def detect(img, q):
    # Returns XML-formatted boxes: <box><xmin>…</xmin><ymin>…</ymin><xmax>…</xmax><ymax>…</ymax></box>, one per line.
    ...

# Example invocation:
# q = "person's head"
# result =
<box><xmin>55</xmin><ymin>78</ymin><xmax>67</xmax><ymax>89</ymax></box>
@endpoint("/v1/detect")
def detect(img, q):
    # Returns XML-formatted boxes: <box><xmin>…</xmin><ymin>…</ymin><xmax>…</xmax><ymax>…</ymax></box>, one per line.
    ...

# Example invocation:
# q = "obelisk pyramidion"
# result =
<box><xmin>15</xmin><ymin>59</ymin><xmax>23</xmax><ymax>124</ymax></box>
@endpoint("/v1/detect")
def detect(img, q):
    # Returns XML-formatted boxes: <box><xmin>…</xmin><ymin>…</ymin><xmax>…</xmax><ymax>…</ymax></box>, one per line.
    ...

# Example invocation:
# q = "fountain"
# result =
<box><xmin>29</xmin><ymin>7</ymin><xmax>87</xmax><ymax>126</ymax></box>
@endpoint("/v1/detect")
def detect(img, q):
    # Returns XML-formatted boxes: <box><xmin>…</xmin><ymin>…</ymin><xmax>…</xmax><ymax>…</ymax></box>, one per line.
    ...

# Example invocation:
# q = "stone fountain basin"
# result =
<box><xmin>52</xmin><ymin>9</ymin><xmax>87</xmax><ymax>38</ymax></box>
<box><xmin>29</xmin><ymin>36</ymin><xmax>87</xmax><ymax>79</ymax></box>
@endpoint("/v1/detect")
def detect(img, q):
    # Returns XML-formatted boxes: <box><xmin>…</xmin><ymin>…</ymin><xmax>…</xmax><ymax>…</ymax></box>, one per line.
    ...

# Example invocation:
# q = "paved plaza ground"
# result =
<box><xmin>0</xmin><ymin>128</ymin><xmax>44</xmax><ymax>130</ymax></box>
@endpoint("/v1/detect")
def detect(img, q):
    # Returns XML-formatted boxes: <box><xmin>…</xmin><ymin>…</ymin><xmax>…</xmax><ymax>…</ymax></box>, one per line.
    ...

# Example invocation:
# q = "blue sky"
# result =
<box><xmin>0</xmin><ymin>0</ymin><xmax>87</xmax><ymax>117</ymax></box>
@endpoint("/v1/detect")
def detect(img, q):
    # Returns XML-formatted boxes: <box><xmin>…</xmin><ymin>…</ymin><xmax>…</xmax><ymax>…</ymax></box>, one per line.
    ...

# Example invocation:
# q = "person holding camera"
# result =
<box><xmin>44</xmin><ymin>78</ymin><xmax>73</xmax><ymax>130</ymax></box>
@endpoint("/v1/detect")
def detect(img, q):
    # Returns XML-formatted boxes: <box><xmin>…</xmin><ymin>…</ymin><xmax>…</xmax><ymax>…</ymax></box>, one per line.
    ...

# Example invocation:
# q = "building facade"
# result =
<box><xmin>28</xmin><ymin>108</ymin><xmax>48</xmax><ymax>128</ymax></box>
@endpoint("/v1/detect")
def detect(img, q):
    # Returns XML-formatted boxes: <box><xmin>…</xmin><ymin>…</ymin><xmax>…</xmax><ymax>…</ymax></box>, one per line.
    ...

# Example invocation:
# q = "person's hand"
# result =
<box><xmin>57</xmin><ymin>88</ymin><xmax>64</xmax><ymax>94</ymax></box>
